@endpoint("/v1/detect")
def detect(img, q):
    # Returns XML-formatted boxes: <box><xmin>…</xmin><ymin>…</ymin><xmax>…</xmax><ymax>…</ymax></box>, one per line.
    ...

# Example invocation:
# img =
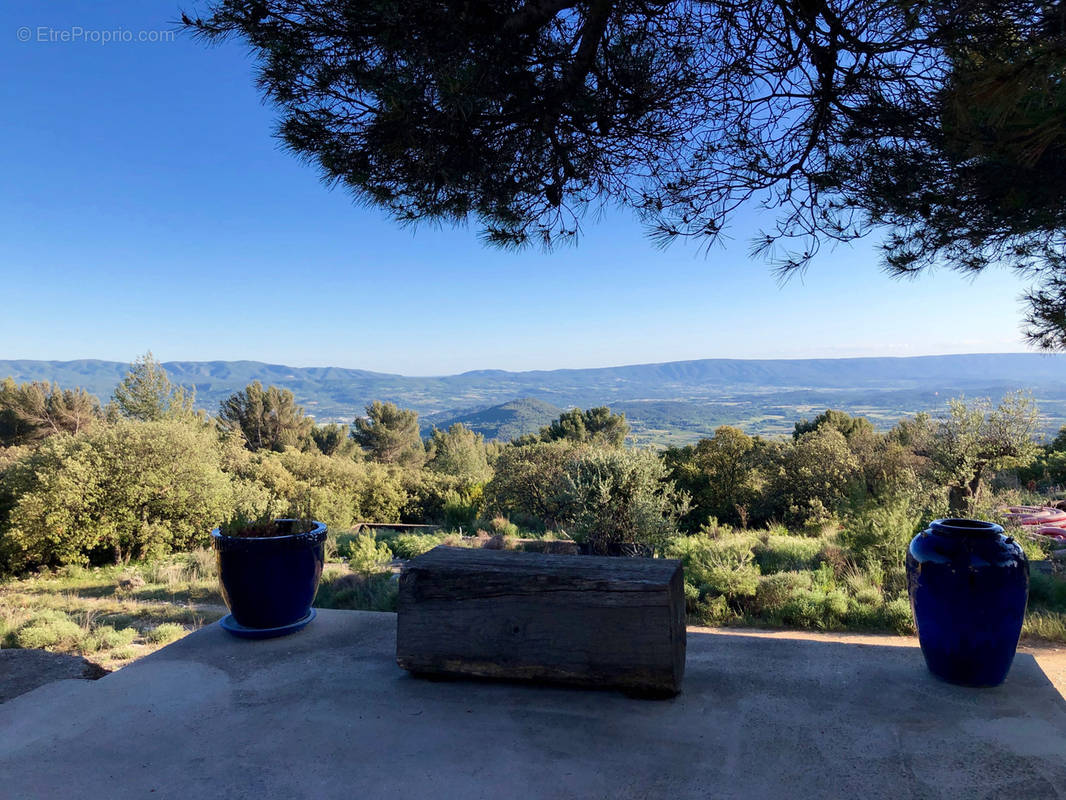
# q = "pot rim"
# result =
<box><xmin>928</xmin><ymin>518</ymin><xmax>1004</xmax><ymax>537</ymax></box>
<box><xmin>211</xmin><ymin>518</ymin><xmax>327</xmax><ymax>542</ymax></box>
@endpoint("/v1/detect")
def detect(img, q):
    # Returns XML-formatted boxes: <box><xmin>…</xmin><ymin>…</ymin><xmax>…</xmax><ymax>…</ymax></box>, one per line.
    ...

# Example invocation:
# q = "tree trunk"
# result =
<box><xmin>948</xmin><ymin>471</ymin><xmax>984</xmax><ymax>515</ymax></box>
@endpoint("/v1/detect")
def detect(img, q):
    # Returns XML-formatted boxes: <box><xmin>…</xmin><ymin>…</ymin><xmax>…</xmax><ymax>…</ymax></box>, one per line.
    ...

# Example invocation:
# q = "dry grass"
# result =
<box><xmin>0</xmin><ymin>551</ymin><xmax>225</xmax><ymax>670</ymax></box>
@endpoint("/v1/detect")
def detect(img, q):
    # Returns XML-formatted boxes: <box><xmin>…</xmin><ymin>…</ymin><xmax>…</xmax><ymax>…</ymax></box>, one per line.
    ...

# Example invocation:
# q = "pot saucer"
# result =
<box><xmin>219</xmin><ymin>608</ymin><xmax>316</xmax><ymax>639</ymax></box>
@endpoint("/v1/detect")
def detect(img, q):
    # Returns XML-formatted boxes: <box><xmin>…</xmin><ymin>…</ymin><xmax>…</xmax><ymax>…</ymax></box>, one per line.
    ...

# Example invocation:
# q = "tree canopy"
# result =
<box><xmin>352</xmin><ymin>401</ymin><xmax>426</xmax><ymax>467</ymax></box>
<box><xmin>218</xmin><ymin>381</ymin><xmax>314</xmax><ymax>451</ymax></box>
<box><xmin>185</xmin><ymin>0</ymin><xmax>1066</xmax><ymax>347</ymax></box>
<box><xmin>0</xmin><ymin>378</ymin><xmax>100</xmax><ymax>446</ymax></box>
<box><xmin>111</xmin><ymin>352</ymin><xmax>195</xmax><ymax>422</ymax></box>
<box><xmin>426</xmin><ymin>423</ymin><xmax>492</xmax><ymax>483</ymax></box>
<box><xmin>921</xmin><ymin>391</ymin><xmax>1041</xmax><ymax>513</ymax></box>
<box><xmin>520</xmin><ymin>406</ymin><xmax>630</xmax><ymax>447</ymax></box>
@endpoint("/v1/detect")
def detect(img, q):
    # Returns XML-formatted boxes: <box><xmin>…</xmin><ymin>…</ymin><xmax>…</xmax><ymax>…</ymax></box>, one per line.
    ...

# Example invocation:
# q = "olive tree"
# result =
<box><xmin>924</xmin><ymin>392</ymin><xmax>1041</xmax><ymax>513</ymax></box>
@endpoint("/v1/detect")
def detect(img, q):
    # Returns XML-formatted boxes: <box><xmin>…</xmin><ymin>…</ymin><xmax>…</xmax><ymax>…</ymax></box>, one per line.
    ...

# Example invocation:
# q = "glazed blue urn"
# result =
<box><xmin>906</xmin><ymin>518</ymin><xmax>1028</xmax><ymax>687</ymax></box>
<box><xmin>211</xmin><ymin>519</ymin><xmax>327</xmax><ymax>638</ymax></box>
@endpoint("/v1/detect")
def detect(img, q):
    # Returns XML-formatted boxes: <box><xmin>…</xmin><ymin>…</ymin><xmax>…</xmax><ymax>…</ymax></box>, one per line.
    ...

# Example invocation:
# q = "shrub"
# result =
<box><xmin>488</xmin><ymin>516</ymin><xmax>520</xmax><ymax>537</ymax></box>
<box><xmin>692</xmin><ymin>595</ymin><xmax>735</xmax><ymax>626</ymax></box>
<box><xmin>752</xmin><ymin>572</ymin><xmax>814</xmax><ymax>617</ymax></box>
<box><xmin>665</xmin><ymin>532</ymin><xmax>758</xmax><ymax>588</ymax></box>
<box><xmin>13</xmin><ymin>609</ymin><xmax>82</xmax><ymax>650</ymax></box>
<box><xmin>442</xmin><ymin>487</ymin><xmax>482</xmax><ymax>531</ymax></box>
<box><xmin>348</xmin><ymin>534</ymin><xmax>393</xmax><ymax>579</ymax></box>
<box><xmin>85</xmin><ymin>625</ymin><xmax>138</xmax><ymax>651</ymax></box>
<box><xmin>883</xmin><ymin>595</ymin><xmax>916</xmax><ymax>634</ymax></box>
<box><xmin>840</xmin><ymin>499</ymin><xmax>920</xmax><ymax>572</ymax></box>
<box><xmin>702</xmin><ymin>562</ymin><xmax>761</xmax><ymax>601</ymax></box>
<box><xmin>386</xmin><ymin>532</ymin><xmax>445</xmax><ymax>560</ymax></box>
<box><xmin>565</xmin><ymin>447</ymin><xmax>688</xmax><ymax>554</ymax></box>
<box><xmin>753</xmin><ymin>535</ymin><xmax>824</xmax><ymax>574</ymax></box>
<box><xmin>145</xmin><ymin>623</ymin><xmax>187</xmax><ymax>645</ymax></box>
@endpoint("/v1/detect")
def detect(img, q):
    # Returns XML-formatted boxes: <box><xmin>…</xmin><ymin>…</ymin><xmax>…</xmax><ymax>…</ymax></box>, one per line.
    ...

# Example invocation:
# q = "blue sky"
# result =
<box><xmin>0</xmin><ymin>0</ymin><xmax>1040</xmax><ymax>375</ymax></box>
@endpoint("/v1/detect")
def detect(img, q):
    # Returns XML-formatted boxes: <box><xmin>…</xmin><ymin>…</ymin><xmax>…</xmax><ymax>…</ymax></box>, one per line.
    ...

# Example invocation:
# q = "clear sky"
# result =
<box><xmin>0</xmin><ymin>0</ymin><xmax>1040</xmax><ymax>376</ymax></box>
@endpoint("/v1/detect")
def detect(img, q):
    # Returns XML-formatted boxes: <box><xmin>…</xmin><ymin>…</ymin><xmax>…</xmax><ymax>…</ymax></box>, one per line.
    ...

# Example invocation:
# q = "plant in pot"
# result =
<box><xmin>212</xmin><ymin>516</ymin><xmax>328</xmax><ymax>639</ymax></box>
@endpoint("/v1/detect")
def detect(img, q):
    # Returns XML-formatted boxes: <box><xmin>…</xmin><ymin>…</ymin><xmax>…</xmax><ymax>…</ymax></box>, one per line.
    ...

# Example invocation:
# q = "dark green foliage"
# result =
<box><xmin>218</xmin><ymin>381</ymin><xmax>313</xmax><ymax>452</ymax></box>
<box><xmin>310</xmin><ymin>422</ymin><xmax>359</xmax><ymax>458</ymax></box>
<box><xmin>442</xmin><ymin>488</ymin><xmax>480</xmax><ymax>531</ymax></box>
<box><xmin>537</xmin><ymin>406</ymin><xmax>630</xmax><ymax>447</ymax></box>
<box><xmin>398</xmin><ymin>467</ymin><xmax>487</xmax><ymax>527</ymax></box>
<box><xmin>352</xmin><ymin>401</ymin><xmax>425</xmax><ymax>467</ymax></box>
<box><xmin>1052</xmin><ymin>426</ymin><xmax>1066</xmax><ymax>453</ymax></box>
<box><xmin>794</xmin><ymin>410</ymin><xmax>875</xmax><ymax>443</ymax></box>
<box><xmin>1030</xmin><ymin>572</ymin><xmax>1066</xmax><ymax>610</ymax></box>
<box><xmin>763</xmin><ymin>428</ymin><xmax>861</xmax><ymax>526</ymax></box>
<box><xmin>0</xmin><ymin>378</ymin><xmax>101</xmax><ymax>446</ymax></box>
<box><xmin>664</xmin><ymin>426</ymin><xmax>759</xmax><ymax>529</ymax></box>
<box><xmin>486</xmin><ymin>441</ymin><xmax>576</xmax><ymax>530</ymax></box>
<box><xmin>1018</xmin><ymin>424</ymin><xmax>1066</xmax><ymax>489</ymax></box>
<box><xmin>828</xmin><ymin>2</ymin><xmax>1066</xmax><ymax>350</ymax></box>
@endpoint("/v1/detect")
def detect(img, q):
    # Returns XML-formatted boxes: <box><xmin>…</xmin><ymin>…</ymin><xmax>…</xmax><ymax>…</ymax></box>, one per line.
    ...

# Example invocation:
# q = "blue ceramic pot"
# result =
<box><xmin>906</xmin><ymin>518</ymin><xmax>1028</xmax><ymax>687</ymax></box>
<box><xmin>212</xmin><ymin>519</ymin><xmax>327</xmax><ymax>634</ymax></box>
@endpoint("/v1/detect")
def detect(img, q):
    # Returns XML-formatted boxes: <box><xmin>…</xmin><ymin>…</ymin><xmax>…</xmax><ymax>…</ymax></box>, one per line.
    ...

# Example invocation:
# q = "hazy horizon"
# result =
<box><xmin>0</xmin><ymin>349</ymin><xmax>1055</xmax><ymax>379</ymax></box>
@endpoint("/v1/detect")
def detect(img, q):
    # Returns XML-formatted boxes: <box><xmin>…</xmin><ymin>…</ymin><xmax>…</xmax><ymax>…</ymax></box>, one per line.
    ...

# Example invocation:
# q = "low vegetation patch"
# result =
<box><xmin>667</xmin><ymin>515</ymin><xmax>1066</xmax><ymax>640</ymax></box>
<box><xmin>0</xmin><ymin>552</ymin><xmax>224</xmax><ymax>669</ymax></box>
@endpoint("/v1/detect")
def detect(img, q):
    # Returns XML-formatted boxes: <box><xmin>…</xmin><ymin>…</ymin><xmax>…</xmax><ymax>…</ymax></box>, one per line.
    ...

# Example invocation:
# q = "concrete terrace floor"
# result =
<box><xmin>2</xmin><ymin>610</ymin><xmax>1065</xmax><ymax>799</ymax></box>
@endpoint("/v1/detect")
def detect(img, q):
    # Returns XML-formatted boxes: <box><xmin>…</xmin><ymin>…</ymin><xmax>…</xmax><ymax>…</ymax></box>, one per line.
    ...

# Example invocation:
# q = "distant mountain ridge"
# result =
<box><xmin>2</xmin><ymin>354</ymin><xmax>1064</xmax><ymax>444</ymax></box>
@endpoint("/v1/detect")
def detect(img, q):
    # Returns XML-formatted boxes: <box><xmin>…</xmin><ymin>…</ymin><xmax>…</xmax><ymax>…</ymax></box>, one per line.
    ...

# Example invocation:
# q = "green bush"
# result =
<box><xmin>488</xmin><ymin>516</ymin><xmax>520</xmax><ymax>538</ymax></box>
<box><xmin>753</xmin><ymin>535</ymin><xmax>824</xmax><ymax>573</ymax></box>
<box><xmin>702</xmin><ymin>563</ymin><xmax>761</xmax><ymax>600</ymax></box>
<box><xmin>840</xmin><ymin>499</ymin><xmax>920</xmax><ymax>574</ymax></box>
<box><xmin>752</xmin><ymin>572</ymin><xmax>814</xmax><ymax>617</ymax></box>
<box><xmin>442</xmin><ymin>488</ymin><xmax>481</xmax><ymax>531</ymax></box>
<box><xmin>386</xmin><ymin>532</ymin><xmax>445</xmax><ymax>560</ymax></box>
<box><xmin>883</xmin><ymin>596</ymin><xmax>916</xmax><ymax>634</ymax></box>
<box><xmin>348</xmin><ymin>534</ymin><xmax>393</xmax><ymax>578</ymax></box>
<box><xmin>145</xmin><ymin>622</ymin><xmax>187</xmax><ymax>645</ymax></box>
<box><xmin>666</xmin><ymin>533</ymin><xmax>757</xmax><ymax>584</ymax></box>
<box><xmin>85</xmin><ymin>625</ymin><xmax>138</xmax><ymax>651</ymax></box>
<box><xmin>692</xmin><ymin>595</ymin><xmax>735</xmax><ymax>626</ymax></box>
<box><xmin>13</xmin><ymin>609</ymin><xmax>82</xmax><ymax>650</ymax></box>
<box><xmin>565</xmin><ymin>447</ymin><xmax>688</xmax><ymax>554</ymax></box>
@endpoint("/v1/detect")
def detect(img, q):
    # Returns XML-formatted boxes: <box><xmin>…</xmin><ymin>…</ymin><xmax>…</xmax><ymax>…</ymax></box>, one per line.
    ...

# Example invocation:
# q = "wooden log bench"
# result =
<box><xmin>396</xmin><ymin>546</ymin><xmax>686</xmax><ymax>696</ymax></box>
